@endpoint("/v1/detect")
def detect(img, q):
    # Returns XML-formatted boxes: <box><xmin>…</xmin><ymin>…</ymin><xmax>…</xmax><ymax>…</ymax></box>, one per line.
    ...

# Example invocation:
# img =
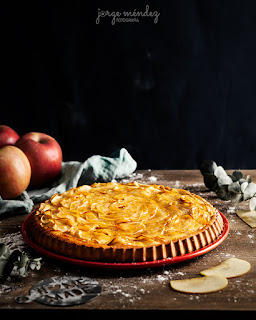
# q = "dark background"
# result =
<box><xmin>1</xmin><ymin>0</ymin><xmax>256</xmax><ymax>169</ymax></box>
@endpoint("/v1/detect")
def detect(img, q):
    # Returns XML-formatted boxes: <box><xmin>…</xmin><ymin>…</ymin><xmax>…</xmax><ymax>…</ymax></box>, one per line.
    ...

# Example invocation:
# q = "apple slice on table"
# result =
<box><xmin>0</xmin><ymin>146</ymin><xmax>31</xmax><ymax>199</ymax></box>
<box><xmin>200</xmin><ymin>258</ymin><xmax>251</xmax><ymax>278</ymax></box>
<box><xmin>170</xmin><ymin>275</ymin><xmax>228</xmax><ymax>294</ymax></box>
<box><xmin>16</xmin><ymin>132</ymin><xmax>62</xmax><ymax>188</ymax></box>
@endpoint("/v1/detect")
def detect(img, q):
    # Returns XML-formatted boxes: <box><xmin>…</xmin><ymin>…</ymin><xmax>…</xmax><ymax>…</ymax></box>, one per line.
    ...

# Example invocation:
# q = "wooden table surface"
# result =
<box><xmin>0</xmin><ymin>170</ymin><xmax>255</xmax><ymax>313</ymax></box>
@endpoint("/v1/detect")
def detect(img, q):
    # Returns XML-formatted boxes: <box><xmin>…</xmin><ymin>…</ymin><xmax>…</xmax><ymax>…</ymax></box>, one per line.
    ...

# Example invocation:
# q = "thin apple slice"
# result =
<box><xmin>200</xmin><ymin>258</ymin><xmax>251</xmax><ymax>278</ymax></box>
<box><xmin>170</xmin><ymin>275</ymin><xmax>228</xmax><ymax>293</ymax></box>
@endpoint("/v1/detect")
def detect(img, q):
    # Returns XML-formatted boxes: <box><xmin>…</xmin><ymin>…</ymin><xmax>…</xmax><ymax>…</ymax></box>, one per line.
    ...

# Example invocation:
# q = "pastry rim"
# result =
<box><xmin>28</xmin><ymin>183</ymin><xmax>224</xmax><ymax>262</ymax></box>
<box><xmin>29</xmin><ymin>210</ymin><xmax>224</xmax><ymax>262</ymax></box>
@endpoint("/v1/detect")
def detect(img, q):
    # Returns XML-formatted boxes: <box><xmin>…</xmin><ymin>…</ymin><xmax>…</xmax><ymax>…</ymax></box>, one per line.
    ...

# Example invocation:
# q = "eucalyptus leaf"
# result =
<box><xmin>200</xmin><ymin>160</ymin><xmax>256</xmax><ymax>209</ymax></box>
<box><xmin>216</xmin><ymin>185</ymin><xmax>231</xmax><ymax>201</ymax></box>
<box><xmin>29</xmin><ymin>261</ymin><xmax>36</xmax><ymax>270</ymax></box>
<box><xmin>230</xmin><ymin>193</ymin><xmax>244</xmax><ymax>204</ymax></box>
<box><xmin>203</xmin><ymin>173</ymin><xmax>218</xmax><ymax>191</ymax></box>
<box><xmin>246</xmin><ymin>175</ymin><xmax>252</xmax><ymax>183</ymax></box>
<box><xmin>17</xmin><ymin>254</ymin><xmax>29</xmax><ymax>270</ymax></box>
<box><xmin>228</xmin><ymin>181</ymin><xmax>241</xmax><ymax>194</ymax></box>
<box><xmin>214</xmin><ymin>166</ymin><xmax>228</xmax><ymax>178</ymax></box>
<box><xmin>1</xmin><ymin>250</ymin><xmax>20</xmax><ymax>280</ymax></box>
<box><xmin>32</xmin><ymin>257</ymin><xmax>42</xmax><ymax>262</ymax></box>
<box><xmin>29</xmin><ymin>258</ymin><xmax>42</xmax><ymax>271</ymax></box>
<box><xmin>239</xmin><ymin>178</ymin><xmax>246</xmax><ymax>185</ymax></box>
<box><xmin>217</xmin><ymin>175</ymin><xmax>233</xmax><ymax>187</ymax></box>
<box><xmin>249</xmin><ymin>197</ymin><xmax>256</xmax><ymax>211</ymax></box>
<box><xmin>241</xmin><ymin>182</ymin><xmax>249</xmax><ymax>193</ymax></box>
<box><xmin>36</xmin><ymin>263</ymin><xmax>42</xmax><ymax>271</ymax></box>
<box><xmin>0</xmin><ymin>245</ymin><xmax>42</xmax><ymax>280</ymax></box>
<box><xmin>243</xmin><ymin>182</ymin><xmax>256</xmax><ymax>201</ymax></box>
<box><xmin>0</xmin><ymin>256</ymin><xmax>8</xmax><ymax>276</ymax></box>
<box><xmin>0</xmin><ymin>244</ymin><xmax>7</xmax><ymax>257</ymax></box>
<box><xmin>0</xmin><ymin>244</ymin><xmax>10</xmax><ymax>259</ymax></box>
<box><xmin>232</xmin><ymin>170</ymin><xmax>244</xmax><ymax>181</ymax></box>
<box><xmin>200</xmin><ymin>160</ymin><xmax>217</xmax><ymax>175</ymax></box>
<box><xmin>18</xmin><ymin>266</ymin><xmax>27</xmax><ymax>277</ymax></box>
<box><xmin>228</xmin><ymin>175</ymin><xmax>237</xmax><ymax>182</ymax></box>
<box><xmin>34</xmin><ymin>257</ymin><xmax>42</xmax><ymax>270</ymax></box>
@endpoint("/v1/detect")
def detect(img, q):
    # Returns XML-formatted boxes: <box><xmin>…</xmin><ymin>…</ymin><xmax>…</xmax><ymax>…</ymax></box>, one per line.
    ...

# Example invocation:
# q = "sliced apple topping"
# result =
<box><xmin>36</xmin><ymin>182</ymin><xmax>217</xmax><ymax>246</ymax></box>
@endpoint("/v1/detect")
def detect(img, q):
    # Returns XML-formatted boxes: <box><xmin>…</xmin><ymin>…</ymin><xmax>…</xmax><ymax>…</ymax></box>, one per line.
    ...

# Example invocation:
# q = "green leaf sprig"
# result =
<box><xmin>200</xmin><ymin>160</ymin><xmax>256</xmax><ymax>210</ymax></box>
<box><xmin>0</xmin><ymin>244</ymin><xmax>42</xmax><ymax>280</ymax></box>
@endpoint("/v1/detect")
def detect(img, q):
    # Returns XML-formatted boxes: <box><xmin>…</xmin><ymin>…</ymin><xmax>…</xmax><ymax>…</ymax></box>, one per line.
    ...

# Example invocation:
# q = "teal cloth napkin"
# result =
<box><xmin>0</xmin><ymin>148</ymin><xmax>137</xmax><ymax>217</ymax></box>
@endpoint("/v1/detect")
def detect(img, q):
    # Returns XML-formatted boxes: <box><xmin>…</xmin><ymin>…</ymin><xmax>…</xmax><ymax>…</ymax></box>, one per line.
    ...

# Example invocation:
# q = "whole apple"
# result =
<box><xmin>0</xmin><ymin>146</ymin><xmax>31</xmax><ymax>199</ymax></box>
<box><xmin>16</xmin><ymin>132</ymin><xmax>62</xmax><ymax>188</ymax></box>
<box><xmin>0</xmin><ymin>125</ymin><xmax>20</xmax><ymax>148</ymax></box>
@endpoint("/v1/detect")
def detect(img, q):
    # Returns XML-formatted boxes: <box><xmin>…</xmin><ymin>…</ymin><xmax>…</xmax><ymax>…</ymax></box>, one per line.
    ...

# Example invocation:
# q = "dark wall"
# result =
<box><xmin>2</xmin><ymin>0</ymin><xmax>256</xmax><ymax>169</ymax></box>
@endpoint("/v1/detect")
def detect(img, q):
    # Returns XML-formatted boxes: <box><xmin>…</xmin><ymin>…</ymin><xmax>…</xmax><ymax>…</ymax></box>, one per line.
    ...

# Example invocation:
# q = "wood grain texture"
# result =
<box><xmin>0</xmin><ymin>170</ymin><xmax>255</xmax><ymax>311</ymax></box>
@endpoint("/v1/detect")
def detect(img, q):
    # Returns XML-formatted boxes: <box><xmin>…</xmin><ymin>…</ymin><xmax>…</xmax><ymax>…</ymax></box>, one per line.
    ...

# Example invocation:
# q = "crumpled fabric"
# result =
<box><xmin>0</xmin><ymin>148</ymin><xmax>137</xmax><ymax>217</ymax></box>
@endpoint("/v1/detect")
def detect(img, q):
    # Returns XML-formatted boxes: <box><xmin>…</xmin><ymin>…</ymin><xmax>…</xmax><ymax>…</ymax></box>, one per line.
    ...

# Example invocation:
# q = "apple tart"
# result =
<box><xmin>29</xmin><ymin>182</ymin><xmax>224</xmax><ymax>262</ymax></box>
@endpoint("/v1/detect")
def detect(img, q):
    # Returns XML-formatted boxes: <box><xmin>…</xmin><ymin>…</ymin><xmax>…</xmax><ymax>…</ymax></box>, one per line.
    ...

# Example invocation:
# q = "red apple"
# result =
<box><xmin>16</xmin><ymin>132</ymin><xmax>62</xmax><ymax>188</ymax></box>
<box><xmin>0</xmin><ymin>125</ymin><xmax>20</xmax><ymax>148</ymax></box>
<box><xmin>0</xmin><ymin>146</ymin><xmax>31</xmax><ymax>199</ymax></box>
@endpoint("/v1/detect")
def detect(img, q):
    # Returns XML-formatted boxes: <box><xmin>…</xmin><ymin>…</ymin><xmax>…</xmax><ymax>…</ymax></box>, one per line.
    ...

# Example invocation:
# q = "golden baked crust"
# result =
<box><xmin>29</xmin><ymin>182</ymin><xmax>224</xmax><ymax>262</ymax></box>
